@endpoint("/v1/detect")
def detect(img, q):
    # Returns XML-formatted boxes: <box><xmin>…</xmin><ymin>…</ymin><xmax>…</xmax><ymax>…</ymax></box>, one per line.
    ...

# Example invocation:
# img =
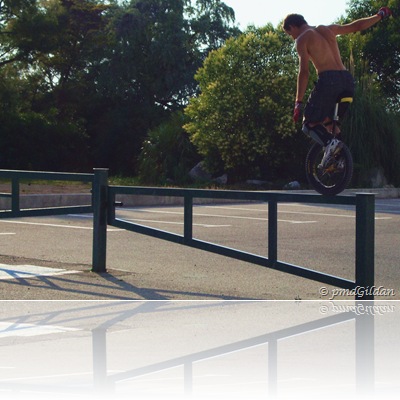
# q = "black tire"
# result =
<box><xmin>305</xmin><ymin>141</ymin><xmax>353</xmax><ymax>196</ymax></box>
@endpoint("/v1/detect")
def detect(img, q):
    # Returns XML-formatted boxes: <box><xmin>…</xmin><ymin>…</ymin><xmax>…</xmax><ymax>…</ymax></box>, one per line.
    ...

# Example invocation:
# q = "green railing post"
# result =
<box><xmin>184</xmin><ymin>193</ymin><xmax>193</xmax><ymax>245</ymax></box>
<box><xmin>355</xmin><ymin>193</ymin><xmax>375</xmax><ymax>299</ymax></box>
<box><xmin>11</xmin><ymin>176</ymin><xmax>20</xmax><ymax>216</ymax></box>
<box><xmin>268</xmin><ymin>200</ymin><xmax>278</xmax><ymax>266</ymax></box>
<box><xmin>92</xmin><ymin>168</ymin><xmax>109</xmax><ymax>273</ymax></box>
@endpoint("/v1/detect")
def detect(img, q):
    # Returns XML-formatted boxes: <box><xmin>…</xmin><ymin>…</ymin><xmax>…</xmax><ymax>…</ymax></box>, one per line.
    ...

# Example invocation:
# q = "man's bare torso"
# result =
<box><xmin>297</xmin><ymin>25</ymin><xmax>346</xmax><ymax>74</ymax></box>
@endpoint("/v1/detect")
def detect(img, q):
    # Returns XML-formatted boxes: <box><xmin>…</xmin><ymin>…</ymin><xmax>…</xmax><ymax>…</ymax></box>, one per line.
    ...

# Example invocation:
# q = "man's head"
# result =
<box><xmin>283</xmin><ymin>14</ymin><xmax>308</xmax><ymax>38</ymax></box>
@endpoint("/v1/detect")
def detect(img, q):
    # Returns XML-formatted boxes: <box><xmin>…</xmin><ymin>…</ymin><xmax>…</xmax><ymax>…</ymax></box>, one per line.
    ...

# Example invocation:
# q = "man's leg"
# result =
<box><xmin>302</xmin><ymin>121</ymin><xmax>332</xmax><ymax>146</ymax></box>
<box><xmin>302</xmin><ymin>119</ymin><xmax>343</xmax><ymax>168</ymax></box>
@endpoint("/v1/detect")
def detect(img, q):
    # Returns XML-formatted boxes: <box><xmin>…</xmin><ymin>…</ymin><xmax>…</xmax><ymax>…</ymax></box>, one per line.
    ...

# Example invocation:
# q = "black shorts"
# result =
<box><xmin>304</xmin><ymin>70</ymin><xmax>355</xmax><ymax>123</ymax></box>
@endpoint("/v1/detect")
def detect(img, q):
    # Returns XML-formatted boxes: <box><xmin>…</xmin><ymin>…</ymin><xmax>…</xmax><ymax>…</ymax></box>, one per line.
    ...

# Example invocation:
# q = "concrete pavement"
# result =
<box><xmin>1</xmin><ymin>197</ymin><xmax>399</xmax><ymax>300</ymax></box>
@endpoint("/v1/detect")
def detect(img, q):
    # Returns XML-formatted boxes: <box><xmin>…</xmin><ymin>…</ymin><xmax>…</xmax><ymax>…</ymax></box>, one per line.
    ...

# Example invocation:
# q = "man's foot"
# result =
<box><xmin>319</xmin><ymin>139</ymin><xmax>343</xmax><ymax>169</ymax></box>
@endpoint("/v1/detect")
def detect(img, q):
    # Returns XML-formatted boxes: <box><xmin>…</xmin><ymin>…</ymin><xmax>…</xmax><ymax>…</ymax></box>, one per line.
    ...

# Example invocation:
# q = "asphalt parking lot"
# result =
<box><xmin>0</xmin><ymin>198</ymin><xmax>399</xmax><ymax>300</ymax></box>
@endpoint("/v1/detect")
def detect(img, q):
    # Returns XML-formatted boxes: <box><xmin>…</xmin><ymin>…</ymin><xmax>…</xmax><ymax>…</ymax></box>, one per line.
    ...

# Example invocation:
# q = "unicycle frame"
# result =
<box><xmin>305</xmin><ymin>95</ymin><xmax>354</xmax><ymax>196</ymax></box>
<box><xmin>330</xmin><ymin>95</ymin><xmax>353</xmax><ymax>138</ymax></box>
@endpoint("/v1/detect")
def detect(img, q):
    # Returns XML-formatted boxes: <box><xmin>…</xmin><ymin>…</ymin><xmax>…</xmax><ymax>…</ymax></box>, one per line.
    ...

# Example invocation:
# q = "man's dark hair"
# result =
<box><xmin>283</xmin><ymin>14</ymin><xmax>308</xmax><ymax>31</ymax></box>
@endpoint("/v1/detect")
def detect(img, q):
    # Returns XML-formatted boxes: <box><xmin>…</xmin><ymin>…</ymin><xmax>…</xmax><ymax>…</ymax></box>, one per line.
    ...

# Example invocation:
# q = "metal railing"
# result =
<box><xmin>92</xmin><ymin>169</ymin><xmax>375</xmax><ymax>299</ymax></box>
<box><xmin>0</xmin><ymin>169</ymin><xmax>93</xmax><ymax>218</ymax></box>
<box><xmin>0</xmin><ymin>168</ymin><xmax>375</xmax><ymax>299</ymax></box>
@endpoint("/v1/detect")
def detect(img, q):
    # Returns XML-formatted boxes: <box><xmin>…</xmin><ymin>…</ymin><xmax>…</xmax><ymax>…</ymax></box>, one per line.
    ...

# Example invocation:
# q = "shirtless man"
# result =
<box><xmin>283</xmin><ymin>8</ymin><xmax>392</xmax><ymax>165</ymax></box>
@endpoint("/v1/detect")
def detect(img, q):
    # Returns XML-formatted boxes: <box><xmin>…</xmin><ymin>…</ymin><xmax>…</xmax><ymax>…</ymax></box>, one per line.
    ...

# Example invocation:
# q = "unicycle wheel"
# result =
<box><xmin>305</xmin><ymin>141</ymin><xmax>353</xmax><ymax>196</ymax></box>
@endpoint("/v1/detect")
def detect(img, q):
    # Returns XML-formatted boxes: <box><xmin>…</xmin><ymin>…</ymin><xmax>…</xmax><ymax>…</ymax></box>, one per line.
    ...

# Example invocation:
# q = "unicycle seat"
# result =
<box><xmin>337</xmin><ymin>94</ymin><xmax>353</xmax><ymax>104</ymax></box>
<box><xmin>335</xmin><ymin>92</ymin><xmax>353</xmax><ymax>120</ymax></box>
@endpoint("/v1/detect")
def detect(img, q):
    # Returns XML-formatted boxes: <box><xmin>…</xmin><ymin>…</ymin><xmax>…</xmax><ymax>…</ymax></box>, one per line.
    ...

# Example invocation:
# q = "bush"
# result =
<box><xmin>137</xmin><ymin>111</ymin><xmax>200</xmax><ymax>184</ymax></box>
<box><xmin>343</xmin><ymin>81</ymin><xmax>400</xmax><ymax>187</ymax></box>
<box><xmin>184</xmin><ymin>26</ymin><xmax>304</xmax><ymax>183</ymax></box>
<box><xmin>0</xmin><ymin>111</ymin><xmax>89</xmax><ymax>172</ymax></box>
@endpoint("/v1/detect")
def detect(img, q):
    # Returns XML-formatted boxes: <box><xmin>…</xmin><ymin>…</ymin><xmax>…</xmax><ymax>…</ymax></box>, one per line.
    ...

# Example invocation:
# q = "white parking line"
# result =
<box><xmin>201</xmin><ymin>205</ymin><xmax>392</xmax><ymax>220</ymax></box>
<box><xmin>0</xmin><ymin>264</ymin><xmax>80</xmax><ymax>281</ymax></box>
<box><xmin>0</xmin><ymin>220</ymin><xmax>121</xmax><ymax>231</ymax></box>
<box><xmin>122</xmin><ymin>209</ymin><xmax>317</xmax><ymax>224</ymax></box>
<box><xmin>125</xmin><ymin>218</ymin><xmax>231</xmax><ymax>228</ymax></box>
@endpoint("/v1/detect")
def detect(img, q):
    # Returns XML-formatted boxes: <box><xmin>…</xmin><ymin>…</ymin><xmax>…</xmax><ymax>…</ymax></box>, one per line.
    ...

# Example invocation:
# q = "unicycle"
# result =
<box><xmin>305</xmin><ymin>95</ymin><xmax>354</xmax><ymax>196</ymax></box>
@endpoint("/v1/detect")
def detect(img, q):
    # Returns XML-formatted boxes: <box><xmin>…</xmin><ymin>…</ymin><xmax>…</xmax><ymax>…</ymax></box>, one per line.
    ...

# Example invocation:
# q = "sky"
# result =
<box><xmin>222</xmin><ymin>0</ymin><xmax>351</xmax><ymax>29</ymax></box>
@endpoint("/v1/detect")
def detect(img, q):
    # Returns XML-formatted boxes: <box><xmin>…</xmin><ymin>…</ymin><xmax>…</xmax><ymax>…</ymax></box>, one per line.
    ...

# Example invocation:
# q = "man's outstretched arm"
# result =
<box><xmin>330</xmin><ymin>7</ymin><xmax>392</xmax><ymax>35</ymax></box>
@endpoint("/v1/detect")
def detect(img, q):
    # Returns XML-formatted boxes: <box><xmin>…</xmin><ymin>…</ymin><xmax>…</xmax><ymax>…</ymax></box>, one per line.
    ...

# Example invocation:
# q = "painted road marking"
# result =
<box><xmin>124</xmin><ymin>218</ymin><xmax>231</xmax><ymax>228</ymax></box>
<box><xmin>0</xmin><ymin>264</ymin><xmax>80</xmax><ymax>281</ymax></box>
<box><xmin>0</xmin><ymin>321</ymin><xmax>79</xmax><ymax>338</ymax></box>
<box><xmin>200</xmin><ymin>205</ymin><xmax>392</xmax><ymax>220</ymax></box>
<box><xmin>0</xmin><ymin>220</ymin><xmax>121</xmax><ymax>231</ymax></box>
<box><xmin>122</xmin><ymin>209</ymin><xmax>317</xmax><ymax>224</ymax></box>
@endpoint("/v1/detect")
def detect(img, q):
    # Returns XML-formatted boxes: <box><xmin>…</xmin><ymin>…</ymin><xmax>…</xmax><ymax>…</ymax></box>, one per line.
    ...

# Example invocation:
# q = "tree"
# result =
<box><xmin>184</xmin><ymin>26</ymin><xmax>306</xmax><ymax>182</ymax></box>
<box><xmin>335</xmin><ymin>0</ymin><xmax>400</xmax><ymax>185</ymax></box>
<box><xmin>0</xmin><ymin>0</ymin><xmax>39</xmax><ymax>66</ymax></box>
<box><xmin>99</xmin><ymin>0</ymin><xmax>239</xmax><ymax>110</ymax></box>
<box><xmin>342</xmin><ymin>81</ymin><xmax>400</xmax><ymax>186</ymax></box>
<box><xmin>0</xmin><ymin>0</ymin><xmax>109</xmax><ymax>171</ymax></box>
<box><xmin>185</xmin><ymin>0</ymin><xmax>238</xmax><ymax>56</ymax></box>
<box><xmin>90</xmin><ymin>0</ymin><xmax>240</xmax><ymax>174</ymax></box>
<box><xmin>339</xmin><ymin>0</ymin><xmax>400</xmax><ymax>107</ymax></box>
<box><xmin>0</xmin><ymin>0</ymin><xmax>240</xmax><ymax>175</ymax></box>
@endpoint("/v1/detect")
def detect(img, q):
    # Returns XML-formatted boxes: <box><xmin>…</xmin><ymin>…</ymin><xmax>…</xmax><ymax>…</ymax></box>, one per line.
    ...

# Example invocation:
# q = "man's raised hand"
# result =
<box><xmin>377</xmin><ymin>7</ymin><xmax>392</xmax><ymax>20</ymax></box>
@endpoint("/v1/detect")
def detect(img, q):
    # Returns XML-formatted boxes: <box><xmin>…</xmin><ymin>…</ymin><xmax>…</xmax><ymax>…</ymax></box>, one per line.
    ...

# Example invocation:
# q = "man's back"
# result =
<box><xmin>285</xmin><ymin>8</ymin><xmax>392</xmax><ymax>125</ymax></box>
<box><xmin>297</xmin><ymin>26</ymin><xmax>346</xmax><ymax>74</ymax></box>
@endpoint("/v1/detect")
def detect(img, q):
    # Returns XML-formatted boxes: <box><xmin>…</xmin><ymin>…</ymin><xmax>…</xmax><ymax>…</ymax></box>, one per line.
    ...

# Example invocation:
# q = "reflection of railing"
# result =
<box><xmin>0</xmin><ymin>169</ymin><xmax>93</xmax><ymax>217</ymax></box>
<box><xmin>92</xmin><ymin>169</ymin><xmax>376</xmax><ymax>299</ymax></box>
<box><xmin>0</xmin><ymin>301</ymin><xmax>377</xmax><ymax>398</ymax></box>
<box><xmin>98</xmin><ymin>304</ymin><xmax>374</xmax><ymax>398</ymax></box>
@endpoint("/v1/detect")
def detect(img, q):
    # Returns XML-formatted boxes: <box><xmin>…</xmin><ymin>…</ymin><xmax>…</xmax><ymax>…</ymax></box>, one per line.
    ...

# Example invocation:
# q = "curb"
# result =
<box><xmin>281</xmin><ymin>187</ymin><xmax>400</xmax><ymax>199</ymax></box>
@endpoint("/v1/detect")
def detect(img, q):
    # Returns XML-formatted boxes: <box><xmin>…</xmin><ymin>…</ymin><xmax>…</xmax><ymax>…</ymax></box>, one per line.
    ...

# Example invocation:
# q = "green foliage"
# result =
<box><xmin>343</xmin><ymin>81</ymin><xmax>400</xmax><ymax>186</ymax></box>
<box><xmin>99</xmin><ymin>0</ymin><xmax>240</xmax><ymax>110</ymax></box>
<box><xmin>184</xmin><ymin>26</ymin><xmax>304</xmax><ymax>182</ymax></box>
<box><xmin>337</xmin><ymin>0</ymin><xmax>400</xmax><ymax>185</ymax></box>
<box><xmin>0</xmin><ymin>0</ymin><xmax>239</xmax><ymax>174</ymax></box>
<box><xmin>0</xmin><ymin>110</ymin><xmax>88</xmax><ymax>171</ymax></box>
<box><xmin>138</xmin><ymin>111</ymin><xmax>200</xmax><ymax>184</ymax></box>
<box><xmin>340</xmin><ymin>0</ymin><xmax>400</xmax><ymax>108</ymax></box>
<box><xmin>0</xmin><ymin>0</ymin><xmax>399</xmax><ymax>188</ymax></box>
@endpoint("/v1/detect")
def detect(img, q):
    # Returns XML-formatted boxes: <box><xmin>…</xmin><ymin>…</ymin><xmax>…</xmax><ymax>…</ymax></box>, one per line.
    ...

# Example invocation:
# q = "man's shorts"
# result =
<box><xmin>304</xmin><ymin>70</ymin><xmax>355</xmax><ymax>123</ymax></box>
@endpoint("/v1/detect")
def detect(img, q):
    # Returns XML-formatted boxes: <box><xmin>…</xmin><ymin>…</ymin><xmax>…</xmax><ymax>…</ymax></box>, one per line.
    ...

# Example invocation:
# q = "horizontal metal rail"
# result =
<box><xmin>0</xmin><ymin>169</ymin><xmax>94</xmax><ymax>218</ymax></box>
<box><xmin>108</xmin><ymin>190</ymin><xmax>357</xmax><ymax>290</ymax></box>
<box><xmin>92</xmin><ymin>168</ymin><xmax>375</xmax><ymax>299</ymax></box>
<box><xmin>0</xmin><ymin>169</ymin><xmax>94</xmax><ymax>181</ymax></box>
<box><xmin>0</xmin><ymin>169</ymin><xmax>375</xmax><ymax>299</ymax></box>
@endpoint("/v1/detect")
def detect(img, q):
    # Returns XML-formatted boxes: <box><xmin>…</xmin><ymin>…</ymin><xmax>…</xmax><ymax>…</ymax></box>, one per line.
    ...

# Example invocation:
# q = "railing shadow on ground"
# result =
<box><xmin>0</xmin><ymin>266</ymin><xmax>253</xmax><ymax>300</ymax></box>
